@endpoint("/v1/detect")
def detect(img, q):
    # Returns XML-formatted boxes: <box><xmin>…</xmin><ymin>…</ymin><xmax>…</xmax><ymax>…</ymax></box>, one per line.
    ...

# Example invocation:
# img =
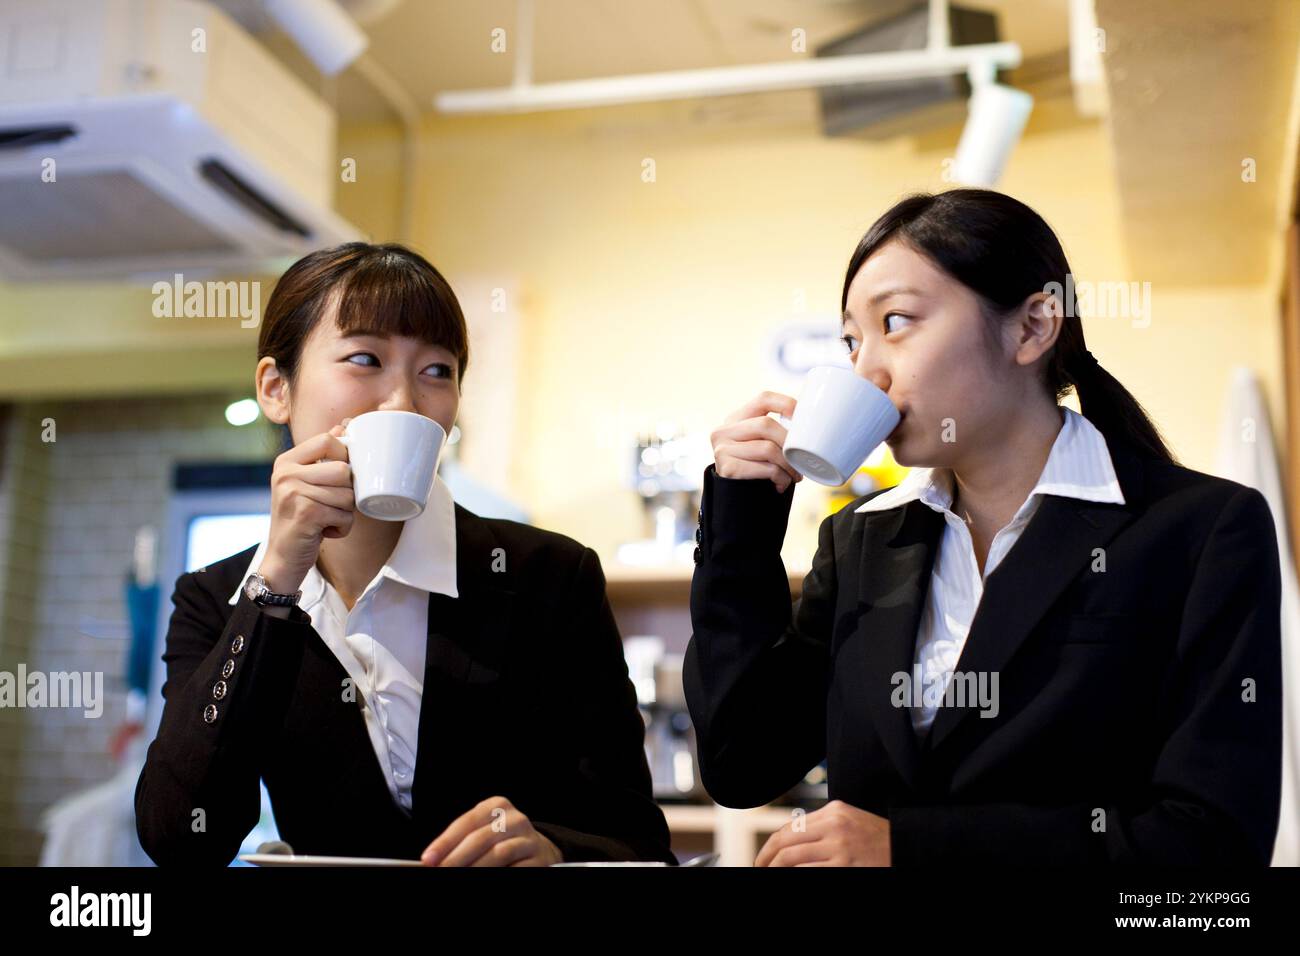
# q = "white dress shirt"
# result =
<box><xmin>228</xmin><ymin>473</ymin><xmax>458</xmax><ymax>815</ymax></box>
<box><xmin>853</xmin><ymin>406</ymin><xmax>1125</xmax><ymax>738</ymax></box>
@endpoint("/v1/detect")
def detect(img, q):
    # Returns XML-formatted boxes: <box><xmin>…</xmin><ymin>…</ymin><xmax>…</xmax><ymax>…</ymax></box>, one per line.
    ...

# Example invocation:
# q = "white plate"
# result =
<box><xmin>549</xmin><ymin>862</ymin><xmax>670</xmax><ymax>867</ymax></box>
<box><xmin>239</xmin><ymin>853</ymin><xmax>425</xmax><ymax>867</ymax></box>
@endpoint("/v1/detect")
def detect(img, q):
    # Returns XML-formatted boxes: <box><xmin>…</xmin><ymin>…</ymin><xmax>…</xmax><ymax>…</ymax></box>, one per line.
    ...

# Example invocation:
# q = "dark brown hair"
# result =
<box><xmin>843</xmin><ymin>188</ymin><xmax>1176</xmax><ymax>464</ymax></box>
<box><xmin>258</xmin><ymin>241</ymin><xmax>470</xmax><ymax>390</ymax></box>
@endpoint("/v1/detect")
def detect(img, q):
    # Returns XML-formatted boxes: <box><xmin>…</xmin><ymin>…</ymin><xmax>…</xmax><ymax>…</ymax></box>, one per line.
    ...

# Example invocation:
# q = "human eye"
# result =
<box><xmin>423</xmin><ymin>362</ymin><xmax>453</xmax><ymax>379</ymax></box>
<box><xmin>840</xmin><ymin>332</ymin><xmax>860</xmax><ymax>355</ymax></box>
<box><xmin>344</xmin><ymin>351</ymin><xmax>379</xmax><ymax>367</ymax></box>
<box><xmin>883</xmin><ymin>312</ymin><xmax>913</xmax><ymax>334</ymax></box>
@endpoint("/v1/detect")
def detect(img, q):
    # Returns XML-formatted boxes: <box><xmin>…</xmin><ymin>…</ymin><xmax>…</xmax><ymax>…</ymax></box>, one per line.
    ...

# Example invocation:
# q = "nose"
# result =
<box><xmin>852</xmin><ymin>348</ymin><xmax>892</xmax><ymax>395</ymax></box>
<box><xmin>376</xmin><ymin>374</ymin><xmax>419</xmax><ymax>414</ymax></box>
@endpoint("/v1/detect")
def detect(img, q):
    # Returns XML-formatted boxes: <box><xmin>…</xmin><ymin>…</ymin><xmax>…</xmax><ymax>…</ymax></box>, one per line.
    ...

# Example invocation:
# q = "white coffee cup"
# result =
<box><xmin>777</xmin><ymin>366</ymin><xmax>901</xmax><ymax>486</ymax></box>
<box><xmin>338</xmin><ymin>410</ymin><xmax>446</xmax><ymax>521</ymax></box>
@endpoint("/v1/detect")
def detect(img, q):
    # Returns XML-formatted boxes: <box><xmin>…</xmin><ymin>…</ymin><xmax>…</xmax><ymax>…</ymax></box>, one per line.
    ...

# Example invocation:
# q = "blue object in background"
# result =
<box><xmin>124</xmin><ymin>574</ymin><xmax>160</xmax><ymax>696</ymax></box>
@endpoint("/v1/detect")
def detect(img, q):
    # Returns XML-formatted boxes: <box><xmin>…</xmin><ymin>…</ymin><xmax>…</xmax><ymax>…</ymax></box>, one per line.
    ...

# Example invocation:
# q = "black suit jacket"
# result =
<box><xmin>685</xmin><ymin>436</ymin><xmax>1284</xmax><ymax>864</ymax></box>
<box><xmin>135</xmin><ymin>502</ymin><xmax>677</xmax><ymax>866</ymax></box>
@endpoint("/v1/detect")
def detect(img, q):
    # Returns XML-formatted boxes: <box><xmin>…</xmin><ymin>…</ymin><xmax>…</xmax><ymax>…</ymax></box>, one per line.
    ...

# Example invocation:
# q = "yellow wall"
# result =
<box><xmin>0</xmin><ymin>92</ymin><xmax>1286</xmax><ymax>565</ymax></box>
<box><xmin>333</xmin><ymin>93</ymin><xmax>1288</xmax><ymax>563</ymax></box>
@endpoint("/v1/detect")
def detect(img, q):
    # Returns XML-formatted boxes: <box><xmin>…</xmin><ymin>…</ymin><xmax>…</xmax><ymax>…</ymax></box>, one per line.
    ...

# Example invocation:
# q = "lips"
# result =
<box><xmin>887</xmin><ymin>412</ymin><xmax>905</xmax><ymax>441</ymax></box>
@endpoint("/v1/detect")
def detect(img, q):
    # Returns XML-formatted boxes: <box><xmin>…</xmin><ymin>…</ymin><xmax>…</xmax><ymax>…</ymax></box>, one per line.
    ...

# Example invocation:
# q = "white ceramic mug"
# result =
<box><xmin>777</xmin><ymin>366</ymin><xmax>900</xmax><ymax>486</ymax></box>
<box><xmin>339</xmin><ymin>410</ymin><xmax>446</xmax><ymax>521</ymax></box>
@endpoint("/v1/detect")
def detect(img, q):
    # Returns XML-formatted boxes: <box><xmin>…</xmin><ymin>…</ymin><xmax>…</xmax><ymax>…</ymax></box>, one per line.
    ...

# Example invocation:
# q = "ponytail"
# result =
<box><xmin>1059</xmin><ymin>344</ymin><xmax>1178</xmax><ymax>465</ymax></box>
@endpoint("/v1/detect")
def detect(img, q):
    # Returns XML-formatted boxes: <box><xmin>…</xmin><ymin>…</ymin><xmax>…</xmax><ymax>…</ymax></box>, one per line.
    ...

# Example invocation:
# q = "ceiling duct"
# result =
<box><xmin>815</xmin><ymin>2</ymin><xmax>1003</xmax><ymax>139</ymax></box>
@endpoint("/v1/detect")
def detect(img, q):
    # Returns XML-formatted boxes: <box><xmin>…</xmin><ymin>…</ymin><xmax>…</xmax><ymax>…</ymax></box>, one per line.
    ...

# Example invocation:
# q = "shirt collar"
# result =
<box><xmin>228</xmin><ymin>473</ymin><xmax>459</xmax><ymax>606</ymax></box>
<box><xmin>854</xmin><ymin>406</ymin><xmax>1126</xmax><ymax>515</ymax></box>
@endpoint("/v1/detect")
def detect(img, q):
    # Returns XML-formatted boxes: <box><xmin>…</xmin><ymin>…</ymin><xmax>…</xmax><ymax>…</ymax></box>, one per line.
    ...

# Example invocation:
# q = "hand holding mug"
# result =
<box><xmin>710</xmin><ymin>391</ymin><xmax>805</xmax><ymax>494</ymax></box>
<box><xmin>260</xmin><ymin>418</ymin><xmax>356</xmax><ymax>595</ymax></box>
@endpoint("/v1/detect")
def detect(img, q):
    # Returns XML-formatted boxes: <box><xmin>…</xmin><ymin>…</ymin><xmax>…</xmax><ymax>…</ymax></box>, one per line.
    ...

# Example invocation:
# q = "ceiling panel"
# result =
<box><xmin>1097</xmin><ymin>0</ymin><xmax>1300</xmax><ymax>284</ymax></box>
<box><xmin>230</xmin><ymin>0</ymin><xmax>1071</xmax><ymax>121</ymax></box>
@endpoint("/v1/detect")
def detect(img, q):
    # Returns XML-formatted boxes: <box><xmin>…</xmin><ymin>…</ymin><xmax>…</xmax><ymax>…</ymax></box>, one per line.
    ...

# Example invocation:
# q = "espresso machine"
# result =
<box><xmin>624</xmin><ymin>637</ymin><xmax>705</xmax><ymax>802</ymax></box>
<box><xmin>627</xmin><ymin>426</ymin><xmax>707</xmax><ymax>565</ymax></box>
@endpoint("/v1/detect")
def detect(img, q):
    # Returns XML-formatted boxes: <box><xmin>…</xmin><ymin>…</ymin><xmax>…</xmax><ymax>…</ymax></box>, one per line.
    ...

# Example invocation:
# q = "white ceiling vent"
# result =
<box><xmin>0</xmin><ymin>0</ymin><xmax>361</xmax><ymax>280</ymax></box>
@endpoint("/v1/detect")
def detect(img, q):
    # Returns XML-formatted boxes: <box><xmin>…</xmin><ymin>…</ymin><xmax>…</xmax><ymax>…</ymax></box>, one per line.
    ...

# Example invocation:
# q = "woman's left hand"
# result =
<box><xmin>754</xmin><ymin>800</ymin><xmax>891</xmax><ymax>866</ymax></box>
<box><xmin>420</xmin><ymin>796</ymin><xmax>563</xmax><ymax>866</ymax></box>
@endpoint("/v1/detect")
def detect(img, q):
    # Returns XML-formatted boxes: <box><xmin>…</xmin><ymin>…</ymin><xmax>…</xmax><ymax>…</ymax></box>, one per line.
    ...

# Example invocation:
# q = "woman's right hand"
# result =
<box><xmin>258</xmin><ymin>419</ymin><xmax>356</xmax><ymax>595</ymax></box>
<box><xmin>710</xmin><ymin>391</ymin><xmax>804</xmax><ymax>494</ymax></box>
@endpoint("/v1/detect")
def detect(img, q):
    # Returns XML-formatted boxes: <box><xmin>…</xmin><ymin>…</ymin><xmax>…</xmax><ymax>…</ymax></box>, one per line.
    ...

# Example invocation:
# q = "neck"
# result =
<box><xmin>316</xmin><ymin>513</ymin><xmax>404</xmax><ymax>604</ymax></box>
<box><xmin>950</xmin><ymin>402</ymin><xmax>1065</xmax><ymax>532</ymax></box>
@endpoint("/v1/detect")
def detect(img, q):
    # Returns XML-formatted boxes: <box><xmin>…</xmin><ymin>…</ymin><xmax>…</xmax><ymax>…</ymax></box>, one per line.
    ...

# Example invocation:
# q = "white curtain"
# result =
<box><xmin>1214</xmin><ymin>366</ymin><xmax>1300</xmax><ymax>866</ymax></box>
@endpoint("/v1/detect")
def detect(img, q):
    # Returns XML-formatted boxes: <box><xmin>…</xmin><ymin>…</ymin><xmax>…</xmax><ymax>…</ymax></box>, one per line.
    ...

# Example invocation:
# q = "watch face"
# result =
<box><xmin>244</xmin><ymin>573</ymin><xmax>263</xmax><ymax>600</ymax></box>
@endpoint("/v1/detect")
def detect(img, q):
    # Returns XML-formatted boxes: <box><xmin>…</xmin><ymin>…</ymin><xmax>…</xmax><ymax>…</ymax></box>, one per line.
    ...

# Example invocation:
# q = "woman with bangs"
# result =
<box><xmin>135</xmin><ymin>242</ymin><xmax>676</xmax><ymax>867</ymax></box>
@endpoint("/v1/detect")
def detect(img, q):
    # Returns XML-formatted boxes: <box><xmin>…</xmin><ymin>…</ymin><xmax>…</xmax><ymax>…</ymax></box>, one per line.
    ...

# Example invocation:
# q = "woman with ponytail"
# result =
<box><xmin>686</xmin><ymin>188</ymin><xmax>1283</xmax><ymax>866</ymax></box>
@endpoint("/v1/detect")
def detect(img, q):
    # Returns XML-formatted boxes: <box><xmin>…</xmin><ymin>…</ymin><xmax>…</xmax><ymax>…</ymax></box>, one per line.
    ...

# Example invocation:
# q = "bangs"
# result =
<box><xmin>329</xmin><ymin>253</ymin><xmax>469</xmax><ymax>377</ymax></box>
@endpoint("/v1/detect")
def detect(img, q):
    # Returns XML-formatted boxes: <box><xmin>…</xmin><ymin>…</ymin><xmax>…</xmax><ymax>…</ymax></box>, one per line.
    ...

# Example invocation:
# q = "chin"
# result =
<box><xmin>889</xmin><ymin>436</ymin><xmax>943</xmax><ymax>470</ymax></box>
<box><xmin>886</xmin><ymin>438</ymin><xmax>909</xmax><ymax>466</ymax></box>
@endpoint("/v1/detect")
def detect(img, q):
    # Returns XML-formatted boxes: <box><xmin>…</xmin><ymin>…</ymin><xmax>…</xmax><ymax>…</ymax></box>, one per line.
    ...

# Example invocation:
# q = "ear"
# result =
<box><xmin>1012</xmin><ymin>292</ymin><xmax>1062</xmax><ymax>367</ymax></box>
<box><xmin>255</xmin><ymin>357</ymin><xmax>291</xmax><ymax>426</ymax></box>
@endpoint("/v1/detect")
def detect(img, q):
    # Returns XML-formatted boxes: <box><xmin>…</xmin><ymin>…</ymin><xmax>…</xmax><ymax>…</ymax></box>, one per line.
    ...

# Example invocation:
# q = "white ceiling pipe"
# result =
<box><xmin>513</xmin><ymin>0</ymin><xmax>534</xmax><ymax>88</ymax></box>
<box><xmin>264</xmin><ymin>0</ymin><xmax>368</xmax><ymax>76</ymax></box>
<box><xmin>951</xmin><ymin>77</ymin><xmax>1034</xmax><ymax>186</ymax></box>
<box><xmin>928</xmin><ymin>0</ymin><xmax>950</xmax><ymax>52</ymax></box>
<box><xmin>434</xmin><ymin>41</ymin><xmax>1023</xmax><ymax>114</ymax></box>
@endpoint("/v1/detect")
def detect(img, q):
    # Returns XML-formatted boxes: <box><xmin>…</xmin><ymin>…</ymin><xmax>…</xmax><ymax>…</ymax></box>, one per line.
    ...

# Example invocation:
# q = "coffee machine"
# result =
<box><xmin>626</xmin><ymin>425</ymin><xmax>708</xmax><ymax>565</ymax></box>
<box><xmin>624</xmin><ymin>637</ymin><xmax>706</xmax><ymax>802</ymax></box>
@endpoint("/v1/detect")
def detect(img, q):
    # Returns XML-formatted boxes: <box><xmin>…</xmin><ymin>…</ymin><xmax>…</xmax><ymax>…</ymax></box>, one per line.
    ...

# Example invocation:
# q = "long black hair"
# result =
<box><xmin>842</xmin><ymin>188</ymin><xmax>1176</xmax><ymax>464</ymax></box>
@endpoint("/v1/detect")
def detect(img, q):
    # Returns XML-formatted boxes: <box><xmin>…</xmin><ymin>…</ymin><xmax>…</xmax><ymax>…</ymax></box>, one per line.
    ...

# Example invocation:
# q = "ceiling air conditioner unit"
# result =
<box><xmin>0</xmin><ymin>0</ymin><xmax>362</xmax><ymax>280</ymax></box>
<box><xmin>816</xmin><ymin>2</ymin><xmax>1000</xmax><ymax>139</ymax></box>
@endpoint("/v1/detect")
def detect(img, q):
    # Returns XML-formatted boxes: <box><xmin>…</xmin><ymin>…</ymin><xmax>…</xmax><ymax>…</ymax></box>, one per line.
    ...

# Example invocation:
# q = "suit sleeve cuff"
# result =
<box><xmin>700</xmin><ymin>463</ymin><xmax>796</xmax><ymax>560</ymax></box>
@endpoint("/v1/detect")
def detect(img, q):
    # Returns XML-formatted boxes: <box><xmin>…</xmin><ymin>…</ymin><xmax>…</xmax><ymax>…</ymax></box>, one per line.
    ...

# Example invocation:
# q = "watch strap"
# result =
<box><xmin>245</xmin><ymin>571</ymin><xmax>302</xmax><ymax>607</ymax></box>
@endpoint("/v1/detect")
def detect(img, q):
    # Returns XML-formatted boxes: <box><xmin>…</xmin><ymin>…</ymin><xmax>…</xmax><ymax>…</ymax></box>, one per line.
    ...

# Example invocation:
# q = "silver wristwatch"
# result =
<box><xmin>243</xmin><ymin>571</ymin><xmax>302</xmax><ymax>608</ymax></box>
